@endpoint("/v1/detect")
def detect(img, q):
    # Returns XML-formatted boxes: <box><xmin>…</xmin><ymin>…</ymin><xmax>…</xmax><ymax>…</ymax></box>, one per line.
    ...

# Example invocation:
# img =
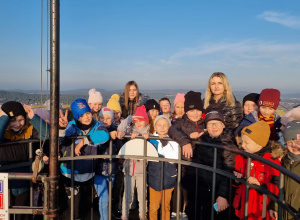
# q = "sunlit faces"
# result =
<box><xmin>154</xmin><ymin>118</ymin><xmax>170</xmax><ymax>136</ymax></box>
<box><xmin>134</xmin><ymin>119</ymin><xmax>148</xmax><ymax>129</ymax></box>
<box><xmin>206</xmin><ymin>120</ymin><xmax>225</xmax><ymax>138</ymax></box>
<box><xmin>147</xmin><ymin>109</ymin><xmax>159</xmax><ymax>120</ymax></box>
<box><xmin>286</xmin><ymin>140</ymin><xmax>300</xmax><ymax>155</ymax></box>
<box><xmin>89</xmin><ymin>102</ymin><xmax>102</xmax><ymax>113</ymax></box>
<box><xmin>99</xmin><ymin>114</ymin><xmax>113</xmax><ymax>127</ymax></box>
<box><xmin>174</xmin><ymin>102</ymin><xmax>184</xmax><ymax>118</ymax></box>
<box><xmin>243</xmin><ymin>101</ymin><xmax>258</xmax><ymax>115</ymax></box>
<box><xmin>259</xmin><ymin>106</ymin><xmax>276</xmax><ymax>118</ymax></box>
<box><xmin>186</xmin><ymin>109</ymin><xmax>202</xmax><ymax>122</ymax></box>
<box><xmin>113</xmin><ymin>111</ymin><xmax>121</xmax><ymax>123</ymax></box>
<box><xmin>9</xmin><ymin>115</ymin><xmax>25</xmax><ymax>132</ymax></box>
<box><xmin>241</xmin><ymin>134</ymin><xmax>263</xmax><ymax>153</ymax></box>
<box><xmin>210</xmin><ymin>77</ymin><xmax>225</xmax><ymax>96</ymax></box>
<box><xmin>78</xmin><ymin>112</ymin><xmax>92</xmax><ymax>125</ymax></box>
<box><xmin>129</xmin><ymin>85</ymin><xmax>138</xmax><ymax>100</ymax></box>
<box><xmin>160</xmin><ymin>100</ymin><xmax>171</xmax><ymax>114</ymax></box>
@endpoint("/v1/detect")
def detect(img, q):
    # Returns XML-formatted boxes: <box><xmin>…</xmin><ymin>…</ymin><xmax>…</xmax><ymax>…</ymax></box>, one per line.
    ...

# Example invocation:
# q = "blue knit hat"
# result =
<box><xmin>71</xmin><ymin>98</ymin><xmax>91</xmax><ymax>120</ymax></box>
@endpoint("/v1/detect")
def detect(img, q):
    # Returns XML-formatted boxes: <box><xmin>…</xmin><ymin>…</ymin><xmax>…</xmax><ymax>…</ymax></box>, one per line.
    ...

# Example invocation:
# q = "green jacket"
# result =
<box><xmin>269</xmin><ymin>155</ymin><xmax>300</xmax><ymax>220</ymax></box>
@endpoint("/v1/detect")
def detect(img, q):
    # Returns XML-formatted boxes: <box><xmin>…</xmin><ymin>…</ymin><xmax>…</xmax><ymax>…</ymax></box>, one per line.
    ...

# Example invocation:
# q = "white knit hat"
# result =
<box><xmin>88</xmin><ymin>88</ymin><xmax>103</xmax><ymax>103</ymax></box>
<box><xmin>99</xmin><ymin>107</ymin><xmax>114</xmax><ymax>120</ymax></box>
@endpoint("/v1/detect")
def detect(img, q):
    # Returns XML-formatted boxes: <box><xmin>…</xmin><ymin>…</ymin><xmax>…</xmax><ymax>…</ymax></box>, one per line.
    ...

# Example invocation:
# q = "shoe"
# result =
<box><xmin>180</xmin><ymin>212</ymin><xmax>188</xmax><ymax>220</ymax></box>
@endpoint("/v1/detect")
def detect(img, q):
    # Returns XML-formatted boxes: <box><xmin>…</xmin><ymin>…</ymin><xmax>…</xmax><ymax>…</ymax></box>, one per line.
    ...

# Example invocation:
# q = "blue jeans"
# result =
<box><xmin>94</xmin><ymin>175</ymin><xmax>115</xmax><ymax>220</ymax></box>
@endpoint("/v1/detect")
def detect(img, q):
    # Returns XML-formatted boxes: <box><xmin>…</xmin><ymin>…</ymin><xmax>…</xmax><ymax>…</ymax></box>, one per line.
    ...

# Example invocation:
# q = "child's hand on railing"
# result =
<box><xmin>247</xmin><ymin>176</ymin><xmax>260</xmax><ymax>186</ymax></box>
<box><xmin>142</xmin><ymin>133</ymin><xmax>149</xmax><ymax>139</ymax></box>
<box><xmin>233</xmin><ymin>171</ymin><xmax>243</xmax><ymax>183</ymax></box>
<box><xmin>75</xmin><ymin>139</ymin><xmax>84</xmax><ymax>156</ymax></box>
<box><xmin>131</xmin><ymin>133</ymin><xmax>139</xmax><ymax>139</ymax></box>
<box><xmin>110</xmin><ymin>131</ymin><xmax>117</xmax><ymax>140</ymax></box>
<box><xmin>269</xmin><ymin>209</ymin><xmax>278</xmax><ymax>219</ymax></box>
<box><xmin>117</xmin><ymin>131</ymin><xmax>125</xmax><ymax>139</ymax></box>
<box><xmin>182</xmin><ymin>143</ymin><xmax>193</xmax><ymax>159</ymax></box>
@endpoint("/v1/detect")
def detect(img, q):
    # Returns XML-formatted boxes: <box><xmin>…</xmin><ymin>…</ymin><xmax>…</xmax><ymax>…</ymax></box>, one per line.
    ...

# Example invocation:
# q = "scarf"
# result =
<box><xmin>287</xmin><ymin>151</ymin><xmax>300</xmax><ymax>162</ymax></box>
<box><xmin>4</xmin><ymin>122</ymin><xmax>33</xmax><ymax>141</ymax></box>
<box><xmin>75</xmin><ymin>118</ymin><xmax>94</xmax><ymax>131</ymax></box>
<box><xmin>258</xmin><ymin>112</ymin><xmax>277</xmax><ymax>141</ymax></box>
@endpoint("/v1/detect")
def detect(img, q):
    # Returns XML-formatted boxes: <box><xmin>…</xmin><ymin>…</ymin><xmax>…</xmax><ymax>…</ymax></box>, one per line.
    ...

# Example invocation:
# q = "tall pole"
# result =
<box><xmin>49</xmin><ymin>0</ymin><xmax>60</xmax><ymax>219</ymax></box>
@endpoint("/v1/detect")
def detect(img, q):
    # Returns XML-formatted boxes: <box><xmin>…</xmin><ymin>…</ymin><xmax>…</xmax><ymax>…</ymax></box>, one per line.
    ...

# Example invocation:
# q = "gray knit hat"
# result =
<box><xmin>284</xmin><ymin>120</ymin><xmax>300</xmax><ymax>142</ymax></box>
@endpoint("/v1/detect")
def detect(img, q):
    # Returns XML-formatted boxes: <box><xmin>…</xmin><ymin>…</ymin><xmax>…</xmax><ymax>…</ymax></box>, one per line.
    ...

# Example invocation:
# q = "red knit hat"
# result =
<box><xmin>258</xmin><ymin>88</ymin><xmax>281</xmax><ymax>110</ymax></box>
<box><xmin>133</xmin><ymin>105</ymin><xmax>149</xmax><ymax>123</ymax></box>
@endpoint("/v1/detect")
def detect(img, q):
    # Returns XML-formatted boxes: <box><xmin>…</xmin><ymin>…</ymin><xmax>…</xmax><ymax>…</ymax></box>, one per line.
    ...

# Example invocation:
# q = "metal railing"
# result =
<box><xmin>1</xmin><ymin>136</ymin><xmax>300</xmax><ymax>220</ymax></box>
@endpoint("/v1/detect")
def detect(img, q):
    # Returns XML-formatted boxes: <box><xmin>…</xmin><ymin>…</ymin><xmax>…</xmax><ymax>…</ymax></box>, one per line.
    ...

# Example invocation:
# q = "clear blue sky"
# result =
<box><xmin>1</xmin><ymin>1</ymin><xmax>300</xmax><ymax>94</ymax></box>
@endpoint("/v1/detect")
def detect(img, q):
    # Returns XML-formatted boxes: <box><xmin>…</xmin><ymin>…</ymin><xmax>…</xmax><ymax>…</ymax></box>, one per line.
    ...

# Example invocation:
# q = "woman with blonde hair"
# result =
<box><xmin>204</xmin><ymin>72</ymin><xmax>243</xmax><ymax>140</ymax></box>
<box><xmin>119</xmin><ymin>80</ymin><xmax>149</xmax><ymax>118</ymax></box>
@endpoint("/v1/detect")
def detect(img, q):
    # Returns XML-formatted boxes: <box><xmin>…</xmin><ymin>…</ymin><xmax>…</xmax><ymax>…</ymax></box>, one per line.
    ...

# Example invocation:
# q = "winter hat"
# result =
<box><xmin>258</xmin><ymin>88</ymin><xmax>281</xmax><ymax>110</ymax></box>
<box><xmin>241</xmin><ymin>121</ymin><xmax>270</xmax><ymax>147</ymax></box>
<box><xmin>88</xmin><ymin>88</ymin><xmax>103</xmax><ymax>104</ymax></box>
<box><xmin>107</xmin><ymin>94</ymin><xmax>122</xmax><ymax>113</ymax></box>
<box><xmin>154</xmin><ymin>115</ymin><xmax>172</xmax><ymax>127</ymax></box>
<box><xmin>34</xmin><ymin>108</ymin><xmax>50</xmax><ymax>122</ymax></box>
<box><xmin>132</xmin><ymin>105</ymin><xmax>149</xmax><ymax>123</ymax></box>
<box><xmin>174</xmin><ymin>93</ymin><xmax>185</xmax><ymax>107</ymax></box>
<box><xmin>184</xmin><ymin>91</ymin><xmax>203</xmax><ymax>113</ymax></box>
<box><xmin>145</xmin><ymin>99</ymin><xmax>160</xmax><ymax>112</ymax></box>
<box><xmin>243</xmin><ymin>93</ymin><xmax>260</xmax><ymax>106</ymax></box>
<box><xmin>205</xmin><ymin>109</ymin><xmax>224</xmax><ymax>124</ymax></box>
<box><xmin>281</xmin><ymin>107</ymin><xmax>300</xmax><ymax>127</ymax></box>
<box><xmin>1</xmin><ymin>101</ymin><xmax>26</xmax><ymax>119</ymax></box>
<box><xmin>71</xmin><ymin>98</ymin><xmax>91</xmax><ymax>120</ymax></box>
<box><xmin>284</xmin><ymin>120</ymin><xmax>300</xmax><ymax>142</ymax></box>
<box><xmin>99</xmin><ymin>107</ymin><xmax>114</xmax><ymax>120</ymax></box>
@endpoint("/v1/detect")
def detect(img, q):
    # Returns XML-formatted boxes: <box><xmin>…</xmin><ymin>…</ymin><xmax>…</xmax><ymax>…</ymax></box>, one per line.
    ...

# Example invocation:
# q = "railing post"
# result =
<box><xmin>109</xmin><ymin>139</ymin><xmax>113</xmax><ymax>220</ymax></box>
<box><xmin>142</xmin><ymin>138</ymin><xmax>147</xmax><ymax>219</ymax></box>
<box><xmin>244</xmin><ymin>157</ymin><xmax>252</xmax><ymax>220</ymax></box>
<box><xmin>278</xmin><ymin>172</ymin><xmax>284</xmax><ymax>220</ymax></box>
<box><xmin>176</xmin><ymin>145</ymin><xmax>182</xmax><ymax>220</ymax></box>
<box><xmin>210</xmin><ymin>147</ymin><xmax>217</xmax><ymax>220</ymax></box>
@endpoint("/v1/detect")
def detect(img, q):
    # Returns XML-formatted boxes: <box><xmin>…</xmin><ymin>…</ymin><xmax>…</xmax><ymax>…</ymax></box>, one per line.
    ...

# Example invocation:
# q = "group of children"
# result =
<box><xmin>0</xmin><ymin>84</ymin><xmax>300</xmax><ymax>220</ymax></box>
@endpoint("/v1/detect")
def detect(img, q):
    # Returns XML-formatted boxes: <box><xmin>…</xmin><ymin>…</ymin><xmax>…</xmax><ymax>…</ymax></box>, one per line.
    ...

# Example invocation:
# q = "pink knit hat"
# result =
<box><xmin>174</xmin><ymin>93</ymin><xmax>185</xmax><ymax>107</ymax></box>
<box><xmin>88</xmin><ymin>88</ymin><xmax>103</xmax><ymax>104</ymax></box>
<box><xmin>133</xmin><ymin>105</ymin><xmax>149</xmax><ymax>123</ymax></box>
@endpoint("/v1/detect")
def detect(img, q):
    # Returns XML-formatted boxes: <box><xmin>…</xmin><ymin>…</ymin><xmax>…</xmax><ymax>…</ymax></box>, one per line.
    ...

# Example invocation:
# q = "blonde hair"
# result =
<box><xmin>123</xmin><ymin>80</ymin><xmax>140</xmax><ymax>114</ymax></box>
<box><xmin>204</xmin><ymin>72</ymin><xmax>235</xmax><ymax>109</ymax></box>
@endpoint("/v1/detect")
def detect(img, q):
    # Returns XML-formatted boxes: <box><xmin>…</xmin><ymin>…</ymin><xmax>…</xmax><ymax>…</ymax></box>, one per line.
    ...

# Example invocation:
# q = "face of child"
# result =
<box><xmin>89</xmin><ymin>102</ymin><xmax>102</xmax><ymax>113</ymax></box>
<box><xmin>134</xmin><ymin>119</ymin><xmax>148</xmax><ymax>129</ymax></box>
<box><xmin>259</xmin><ymin>106</ymin><xmax>276</xmax><ymax>118</ymax></box>
<box><xmin>174</xmin><ymin>102</ymin><xmax>185</xmax><ymax>118</ymax></box>
<box><xmin>99</xmin><ymin>114</ymin><xmax>113</xmax><ymax>127</ymax></box>
<box><xmin>129</xmin><ymin>85</ymin><xmax>138</xmax><ymax>100</ymax></box>
<box><xmin>244</xmin><ymin>101</ymin><xmax>258</xmax><ymax>115</ymax></box>
<box><xmin>210</xmin><ymin>76</ymin><xmax>225</xmax><ymax>96</ymax></box>
<box><xmin>154</xmin><ymin>118</ymin><xmax>170</xmax><ymax>136</ymax></box>
<box><xmin>9</xmin><ymin>115</ymin><xmax>25</xmax><ymax>132</ymax></box>
<box><xmin>160</xmin><ymin>100</ymin><xmax>171</xmax><ymax>114</ymax></box>
<box><xmin>186</xmin><ymin>109</ymin><xmax>202</xmax><ymax>122</ymax></box>
<box><xmin>147</xmin><ymin>109</ymin><xmax>159</xmax><ymax>120</ymax></box>
<box><xmin>286</xmin><ymin>140</ymin><xmax>300</xmax><ymax>155</ymax></box>
<box><xmin>206</xmin><ymin>120</ymin><xmax>225</xmax><ymax>138</ymax></box>
<box><xmin>241</xmin><ymin>134</ymin><xmax>263</xmax><ymax>154</ymax></box>
<box><xmin>113</xmin><ymin>111</ymin><xmax>121</xmax><ymax>122</ymax></box>
<box><xmin>78</xmin><ymin>112</ymin><xmax>92</xmax><ymax>125</ymax></box>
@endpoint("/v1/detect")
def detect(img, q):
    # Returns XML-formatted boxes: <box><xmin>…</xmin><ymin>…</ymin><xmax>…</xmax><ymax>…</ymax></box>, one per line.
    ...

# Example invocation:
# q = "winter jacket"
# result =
<box><xmin>234</xmin><ymin>111</ymin><xmax>281</xmax><ymax>138</ymax></box>
<box><xmin>233</xmin><ymin>145</ymin><xmax>281</xmax><ymax>220</ymax></box>
<box><xmin>195</xmin><ymin>132</ymin><xmax>237</xmax><ymax>200</ymax></box>
<box><xmin>59</xmin><ymin>119</ymin><xmax>110</xmax><ymax>182</ymax></box>
<box><xmin>269</xmin><ymin>155</ymin><xmax>300</xmax><ymax>220</ymax></box>
<box><xmin>147</xmin><ymin>133</ymin><xmax>179</xmax><ymax>191</ymax></box>
<box><xmin>119</xmin><ymin>92</ymin><xmax>150</xmax><ymax>118</ymax></box>
<box><xmin>0</xmin><ymin>114</ymin><xmax>50</xmax><ymax>196</ymax></box>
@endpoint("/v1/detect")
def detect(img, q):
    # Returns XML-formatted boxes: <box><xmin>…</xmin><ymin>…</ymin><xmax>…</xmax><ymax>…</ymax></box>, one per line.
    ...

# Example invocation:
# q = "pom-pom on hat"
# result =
<box><xmin>99</xmin><ymin>107</ymin><xmax>114</xmax><ymax>120</ymax></box>
<box><xmin>284</xmin><ymin>120</ymin><xmax>300</xmax><ymax>142</ymax></box>
<box><xmin>1</xmin><ymin>101</ymin><xmax>26</xmax><ymax>119</ymax></box>
<box><xmin>133</xmin><ymin>105</ymin><xmax>149</xmax><ymax>123</ymax></box>
<box><xmin>258</xmin><ymin>88</ymin><xmax>281</xmax><ymax>110</ymax></box>
<box><xmin>184</xmin><ymin>91</ymin><xmax>203</xmax><ymax>113</ymax></box>
<box><xmin>145</xmin><ymin>99</ymin><xmax>160</xmax><ymax>112</ymax></box>
<box><xmin>243</xmin><ymin>93</ymin><xmax>260</xmax><ymax>106</ymax></box>
<box><xmin>88</xmin><ymin>88</ymin><xmax>103</xmax><ymax>104</ymax></box>
<box><xmin>281</xmin><ymin>107</ymin><xmax>300</xmax><ymax>127</ymax></box>
<box><xmin>205</xmin><ymin>109</ymin><xmax>224</xmax><ymax>124</ymax></box>
<box><xmin>154</xmin><ymin>115</ymin><xmax>172</xmax><ymax>127</ymax></box>
<box><xmin>71</xmin><ymin>98</ymin><xmax>91</xmax><ymax>120</ymax></box>
<box><xmin>107</xmin><ymin>94</ymin><xmax>122</xmax><ymax>113</ymax></box>
<box><xmin>174</xmin><ymin>93</ymin><xmax>185</xmax><ymax>107</ymax></box>
<box><xmin>241</xmin><ymin>121</ymin><xmax>270</xmax><ymax>147</ymax></box>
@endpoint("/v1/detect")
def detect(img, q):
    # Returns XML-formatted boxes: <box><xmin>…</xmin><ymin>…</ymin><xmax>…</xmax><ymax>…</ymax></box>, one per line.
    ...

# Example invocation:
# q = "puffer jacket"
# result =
<box><xmin>233</xmin><ymin>145</ymin><xmax>281</xmax><ymax>220</ymax></box>
<box><xmin>119</xmin><ymin>92</ymin><xmax>150</xmax><ymax>118</ymax></box>
<box><xmin>195</xmin><ymin>132</ymin><xmax>237</xmax><ymax>200</ymax></box>
<box><xmin>269</xmin><ymin>155</ymin><xmax>300</xmax><ymax>220</ymax></box>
